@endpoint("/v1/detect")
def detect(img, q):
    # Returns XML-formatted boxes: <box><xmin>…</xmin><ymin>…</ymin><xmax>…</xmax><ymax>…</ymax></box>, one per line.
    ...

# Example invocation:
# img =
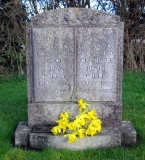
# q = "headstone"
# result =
<box><xmin>15</xmin><ymin>8</ymin><xmax>137</xmax><ymax>150</ymax></box>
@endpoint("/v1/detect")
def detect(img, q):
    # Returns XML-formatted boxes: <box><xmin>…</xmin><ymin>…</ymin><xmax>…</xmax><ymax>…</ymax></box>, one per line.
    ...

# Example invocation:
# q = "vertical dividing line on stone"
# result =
<box><xmin>74</xmin><ymin>27</ymin><xmax>77</xmax><ymax>99</ymax></box>
<box><xmin>31</xmin><ymin>28</ymin><xmax>35</xmax><ymax>102</ymax></box>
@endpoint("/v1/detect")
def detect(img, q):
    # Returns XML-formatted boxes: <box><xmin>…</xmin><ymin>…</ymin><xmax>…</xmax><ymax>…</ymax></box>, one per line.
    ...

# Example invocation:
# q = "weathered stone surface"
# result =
<box><xmin>28</xmin><ymin>102</ymin><xmax>121</xmax><ymax>127</ymax></box>
<box><xmin>27</xmin><ymin>8</ymin><xmax>123</xmax><ymax>105</ymax></box>
<box><xmin>30</xmin><ymin>8</ymin><xmax>120</xmax><ymax>28</ymax></box>
<box><xmin>15</xmin><ymin>8</ymin><xmax>137</xmax><ymax>149</ymax></box>
<box><xmin>26</xmin><ymin>8</ymin><xmax>124</xmax><ymax>128</ymax></box>
<box><xmin>76</xmin><ymin>27</ymin><xmax>118</xmax><ymax>101</ymax></box>
<box><xmin>120</xmin><ymin>121</ymin><xmax>137</xmax><ymax>146</ymax></box>
<box><xmin>32</xmin><ymin>26</ymin><xmax>122</xmax><ymax>102</ymax></box>
<box><xmin>30</xmin><ymin>128</ymin><xmax>121</xmax><ymax>150</ymax></box>
<box><xmin>33</xmin><ymin>27</ymin><xmax>75</xmax><ymax>102</ymax></box>
<box><xmin>15</xmin><ymin>122</ymin><xmax>30</xmax><ymax>148</ymax></box>
<box><xmin>15</xmin><ymin>121</ymin><xmax>137</xmax><ymax>150</ymax></box>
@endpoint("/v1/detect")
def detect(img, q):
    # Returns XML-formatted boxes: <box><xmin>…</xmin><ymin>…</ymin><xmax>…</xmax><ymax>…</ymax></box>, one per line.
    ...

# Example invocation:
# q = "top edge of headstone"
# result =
<box><xmin>29</xmin><ymin>8</ymin><xmax>121</xmax><ymax>27</ymax></box>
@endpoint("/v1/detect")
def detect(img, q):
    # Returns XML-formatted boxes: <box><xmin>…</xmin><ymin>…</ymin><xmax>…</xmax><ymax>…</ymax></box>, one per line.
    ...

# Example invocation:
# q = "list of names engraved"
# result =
<box><xmin>77</xmin><ymin>28</ymin><xmax>118</xmax><ymax>101</ymax></box>
<box><xmin>32</xmin><ymin>27</ymin><xmax>119</xmax><ymax>102</ymax></box>
<box><xmin>33</xmin><ymin>27</ymin><xmax>75</xmax><ymax>101</ymax></box>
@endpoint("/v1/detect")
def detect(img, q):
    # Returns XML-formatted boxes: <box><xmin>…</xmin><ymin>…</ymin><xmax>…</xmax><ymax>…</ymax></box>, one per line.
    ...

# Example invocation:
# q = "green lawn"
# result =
<box><xmin>0</xmin><ymin>71</ymin><xmax>145</xmax><ymax>160</ymax></box>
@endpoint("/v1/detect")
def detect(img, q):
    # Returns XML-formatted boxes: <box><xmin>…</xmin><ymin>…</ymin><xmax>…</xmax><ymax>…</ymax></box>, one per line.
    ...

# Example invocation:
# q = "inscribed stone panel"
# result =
<box><xmin>77</xmin><ymin>27</ymin><xmax>118</xmax><ymax>101</ymax></box>
<box><xmin>33</xmin><ymin>27</ymin><xmax>75</xmax><ymax>101</ymax></box>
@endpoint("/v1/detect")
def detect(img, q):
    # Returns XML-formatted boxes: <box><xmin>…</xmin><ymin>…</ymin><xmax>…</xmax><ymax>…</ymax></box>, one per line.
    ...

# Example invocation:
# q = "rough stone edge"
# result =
<box><xmin>29</xmin><ymin>7</ymin><xmax>123</xmax><ymax>31</ymax></box>
<box><xmin>120</xmin><ymin>121</ymin><xmax>137</xmax><ymax>146</ymax></box>
<box><xmin>116</xmin><ymin>22</ymin><xmax>124</xmax><ymax>105</ymax></box>
<box><xmin>32</xmin><ymin>8</ymin><xmax>120</xmax><ymax>20</ymax></box>
<box><xmin>114</xmin><ymin>21</ymin><xmax>124</xmax><ymax>126</ymax></box>
<box><xmin>26</xmin><ymin>24</ymin><xmax>34</xmax><ymax>103</ymax></box>
<box><xmin>15</xmin><ymin>122</ymin><xmax>30</xmax><ymax>148</ymax></box>
<box><xmin>31</xmin><ymin>7</ymin><xmax>120</xmax><ymax>22</ymax></box>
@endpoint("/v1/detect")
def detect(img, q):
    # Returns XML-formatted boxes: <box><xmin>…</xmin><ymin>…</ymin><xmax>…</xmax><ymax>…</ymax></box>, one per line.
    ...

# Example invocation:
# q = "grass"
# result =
<box><xmin>0</xmin><ymin>71</ymin><xmax>145</xmax><ymax>160</ymax></box>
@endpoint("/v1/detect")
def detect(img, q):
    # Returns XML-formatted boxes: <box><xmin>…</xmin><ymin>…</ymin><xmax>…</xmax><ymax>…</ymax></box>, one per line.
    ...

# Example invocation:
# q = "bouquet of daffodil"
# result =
<box><xmin>51</xmin><ymin>99</ymin><xmax>102</xmax><ymax>143</ymax></box>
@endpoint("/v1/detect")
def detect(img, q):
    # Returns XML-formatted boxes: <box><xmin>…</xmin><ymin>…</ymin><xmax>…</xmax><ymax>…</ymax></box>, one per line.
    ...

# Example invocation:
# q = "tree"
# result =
<box><xmin>0</xmin><ymin>0</ymin><xmax>144</xmax><ymax>74</ymax></box>
<box><xmin>112</xmin><ymin>0</ymin><xmax>145</xmax><ymax>71</ymax></box>
<box><xmin>91</xmin><ymin>0</ymin><xmax>145</xmax><ymax>71</ymax></box>
<box><xmin>0</xmin><ymin>0</ymin><xmax>26</xmax><ymax>74</ymax></box>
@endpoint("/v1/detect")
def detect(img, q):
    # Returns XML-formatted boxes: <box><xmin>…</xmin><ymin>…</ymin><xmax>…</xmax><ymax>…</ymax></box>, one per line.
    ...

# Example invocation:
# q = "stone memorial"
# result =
<box><xmin>15</xmin><ymin>8</ymin><xmax>137</xmax><ymax>150</ymax></box>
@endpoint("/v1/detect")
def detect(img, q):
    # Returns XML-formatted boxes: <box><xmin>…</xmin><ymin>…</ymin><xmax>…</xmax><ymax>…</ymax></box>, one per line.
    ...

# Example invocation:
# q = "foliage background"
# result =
<box><xmin>0</xmin><ymin>0</ymin><xmax>145</xmax><ymax>74</ymax></box>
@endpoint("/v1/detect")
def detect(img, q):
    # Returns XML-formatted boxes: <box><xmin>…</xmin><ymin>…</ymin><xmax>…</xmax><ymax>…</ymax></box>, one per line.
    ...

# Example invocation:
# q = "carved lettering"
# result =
<box><xmin>33</xmin><ymin>27</ymin><xmax>118</xmax><ymax>102</ymax></box>
<box><xmin>84</xmin><ymin>73</ymin><xmax>107</xmax><ymax>79</ymax></box>
<box><xmin>99</xmin><ymin>89</ymin><xmax>111</xmax><ymax>93</ymax></box>
<box><xmin>80</xmin><ymin>81</ymin><xmax>92</xmax><ymax>85</ymax></box>
<box><xmin>77</xmin><ymin>27</ymin><xmax>118</xmax><ymax>101</ymax></box>
<box><xmin>78</xmin><ymin>88</ymin><xmax>112</xmax><ymax>93</ymax></box>
<box><xmin>50</xmin><ymin>73</ymin><xmax>65</xmax><ymax>79</ymax></box>
<box><xmin>33</xmin><ymin>27</ymin><xmax>75</xmax><ymax>101</ymax></box>
<box><xmin>47</xmin><ymin>66</ymin><xmax>65</xmax><ymax>71</ymax></box>
<box><xmin>55</xmin><ymin>59</ymin><xmax>62</xmax><ymax>63</ymax></box>
<box><xmin>94</xmin><ymin>59</ymin><xmax>101</xmax><ymax>63</ymax></box>
<box><xmin>86</xmin><ymin>66</ymin><xmax>105</xmax><ymax>71</ymax></box>
<box><xmin>81</xmin><ymin>58</ymin><xmax>113</xmax><ymax>64</ymax></box>
<box><xmin>106</xmin><ymin>58</ymin><xmax>113</xmax><ymax>63</ymax></box>
<box><xmin>58</xmin><ymin>81</ymin><xmax>69</xmax><ymax>85</ymax></box>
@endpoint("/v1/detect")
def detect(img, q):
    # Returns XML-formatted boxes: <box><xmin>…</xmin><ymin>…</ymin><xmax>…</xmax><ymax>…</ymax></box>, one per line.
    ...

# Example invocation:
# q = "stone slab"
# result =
<box><xmin>17</xmin><ymin>8</ymin><xmax>136</xmax><ymax>150</ymax></box>
<box><xmin>33</xmin><ymin>27</ymin><xmax>75</xmax><ymax>102</ymax></box>
<box><xmin>120</xmin><ymin>121</ymin><xmax>137</xmax><ymax>146</ymax></box>
<box><xmin>26</xmin><ymin>9</ymin><xmax>124</xmax><ymax>130</ymax></box>
<box><xmin>76</xmin><ymin>27</ymin><xmax>118</xmax><ymax>102</ymax></box>
<box><xmin>15</xmin><ymin>121</ymin><xmax>136</xmax><ymax>150</ymax></box>
<box><xmin>27</xmin><ymin>8</ymin><xmax>124</xmax><ymax>105</ymax></box>
<box><xmin>31</xmin><ymin>26</ymin><xmax>121</xmax><ymax>103</ymax></box>
<box><xmin>28</xmin><ymin>102</ymin><xmax>121</xmax><ymax>128</ymax></box>
<box><xmin>30</xmin><ymin>128</ymin><xmax>121</xmax><ymax>150</ymax></box>
<box><xmin>15</xmin><ymin>122</ymin><xmax>30</xmax><ymax>148</ymax></box>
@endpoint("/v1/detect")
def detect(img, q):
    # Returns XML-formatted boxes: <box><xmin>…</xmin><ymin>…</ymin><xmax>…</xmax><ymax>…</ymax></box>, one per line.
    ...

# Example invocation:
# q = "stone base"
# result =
<box><xmin>15</xmin><ymin>122</ymin><xmax>30</xmax><ymax>148</ymax></box>
<box><xmin>15</xmin><ymin>121</ymin><xmax>136</xmax><ymax>150</ymax></box>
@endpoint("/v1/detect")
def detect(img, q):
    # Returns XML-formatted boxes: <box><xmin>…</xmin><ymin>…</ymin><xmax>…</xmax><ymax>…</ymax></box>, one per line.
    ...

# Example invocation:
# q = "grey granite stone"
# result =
<box><xmin>28</xmin><ymin>102</ymin><xmax>121</xmax><ymax>128</ymax></box>
<box><xmin>15</xmin><ymin>121</ymin><xmax>137</xmax><ymax>150</ymax></box>
<box><xmin>120</xmin><ymin>121</ymin><xmax>137</xmax><ymax>146</ymax></box>
<box><xmin>30</xmin><ymin>128</ymin><xmax>121</xmax><ymax>150</ymax></box>
<box><xmin>30</xmin><ymin>8</ymin><xmax>121</xmax><ymax>28</ymax></box>
<box><xmin>32</xmin><ymin>27</ymin><xmax>75</xmax><ymax>102</ymax></box>
<box><xmin>15</xmin><ymin>8</ymin><xmax>136</xmax><ymax>149</ymax></box>
<box><xmin>26</xmin><ymin>8</ymin><xmax>124</xmax><ymax>128</ymax></box>
<box><xmin>15</xmin><ymin>122</ymin><xmax>30</xmax><ymax>148</ymax></box>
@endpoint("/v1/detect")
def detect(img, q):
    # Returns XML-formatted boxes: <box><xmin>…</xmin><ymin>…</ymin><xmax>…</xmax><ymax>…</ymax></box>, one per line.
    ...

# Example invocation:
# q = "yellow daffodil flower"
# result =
<box><xmin>87</xmin><ymin>110</ymin><xmax>97</xmax><ymax>118</ymax></box>
<box><xmin>64</xmin><ymin>133</ymin><xmax>78</xmax><ymax>143</ymax></box>
<box><xmin>56</xmin><ymin>119</ymin><xmax>68</xmax><ymax>133</ymax></box>
<box><xmin>76</xmin><ymin>115</ymin><xmax>86</xmax><ymax>126</ymax></box>
<box><xmin>51</xmin><ymin>126</ymin><xmax>61</xmax><ymax>135</ymax></box>
<box><xmin>51</xmin><ymin>98</ymin><xmax>102</xmax><ymax>143</ymax></box>
<box><xmin>81</xmin><ymin>112</ymin><xmax>91</xmax><ymax>120</ymax></box>
<box><xmin>60</xmin><ymin>112</ymin><xmax>69</xmax><ymax>119</ymax></box>
<box><xmin>68</xmin><ymin>121</ymin><xmax>77</xmax><ymax>131</ymax></box>
<box><xmin>91</xmin><ymin>119</ymin><xmax>102</xmax><ymax>126</ymax></box>
<box><xmin>78</xmin><ymin>99</ymin><xmax>90</xmax><ymax>110</ymax></box>
<box><xmin>90</xmin><ymin>119</ymin><xmax>102</xmax><ymax>133</ymax></box>
<box><xmin>77</xmin><ymin>129</ymin><xmax>85</xmax><ymax>138</ymax></box>
<box><xmin>86</xmin><ymin>126</ymin><xmax>97</xmax><ymax>136</ymax></box>
<box><xmin>95</xmin><ymin>125</ymin><xmax>102</xmax><ymax>133</ymax></box>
